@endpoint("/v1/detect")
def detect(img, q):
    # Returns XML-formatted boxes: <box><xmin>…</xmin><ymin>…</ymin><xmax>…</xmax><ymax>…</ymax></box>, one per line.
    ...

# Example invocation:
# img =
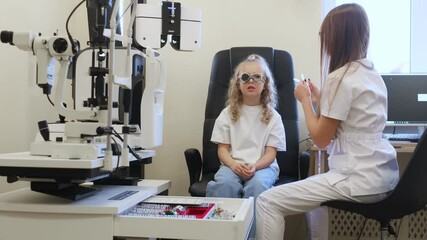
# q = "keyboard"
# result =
<box><xmin>383</xmin><ymin>133</ymin><xmax>420</xmax><ymax>142</ymax></box>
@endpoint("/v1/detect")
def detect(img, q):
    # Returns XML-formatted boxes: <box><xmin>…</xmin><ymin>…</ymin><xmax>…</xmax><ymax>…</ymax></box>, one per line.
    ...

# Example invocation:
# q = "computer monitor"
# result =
<box><xmin>382</xmin><ymin>74</ymin><xmax>427</xmax><ymax>126</ymax></box>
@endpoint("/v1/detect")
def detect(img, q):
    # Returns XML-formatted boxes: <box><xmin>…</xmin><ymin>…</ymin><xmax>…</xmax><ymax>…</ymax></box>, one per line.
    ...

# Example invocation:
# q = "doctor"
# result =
<box><xmin>255</xmin><ymin>3</ymin><xmax>399</xmax><ymax>240</ymax></box>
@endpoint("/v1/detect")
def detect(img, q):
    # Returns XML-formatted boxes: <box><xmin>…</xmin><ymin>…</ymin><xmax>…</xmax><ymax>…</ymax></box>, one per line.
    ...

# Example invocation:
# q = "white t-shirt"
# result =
<box><xmin>320</xmin><ymin>58</ymin><xmax>399</xmax><ymax>196</ymax></box>
<box><xmin>211</xmin><ymin>105</ymin><xmax>286</xmax><ymax>174</ymax></box>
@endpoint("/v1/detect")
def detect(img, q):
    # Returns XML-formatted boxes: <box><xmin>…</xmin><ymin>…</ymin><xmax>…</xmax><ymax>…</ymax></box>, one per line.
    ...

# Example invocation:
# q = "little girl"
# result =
<box><xmin>206</xmin><ymin>54</ymin><xmax>286</xmax><ymax>200</ymax></box>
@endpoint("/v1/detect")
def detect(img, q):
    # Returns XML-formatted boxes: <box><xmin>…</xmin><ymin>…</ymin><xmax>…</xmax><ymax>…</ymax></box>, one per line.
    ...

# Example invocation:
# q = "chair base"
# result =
<box><xmin>380</xmin><ymin>224</ymin><xmax>396</xmax><ymax>240</ymax></box>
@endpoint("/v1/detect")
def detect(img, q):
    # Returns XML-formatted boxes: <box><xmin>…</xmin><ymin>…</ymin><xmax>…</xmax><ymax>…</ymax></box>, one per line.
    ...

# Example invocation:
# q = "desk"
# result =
<box><xmin>0</xmin><ymin>150</ymin><xmax>253</xmax><ymax>240</ymax></box>
<box><xmin>309</xmin><ymin>141</ymin><xmax>417</xmax><ymax>175</ymax></box>
<box><xmin>0</xmin><ymin>182</ymin><xmax>253</xmax><ymax>240</ymax></box>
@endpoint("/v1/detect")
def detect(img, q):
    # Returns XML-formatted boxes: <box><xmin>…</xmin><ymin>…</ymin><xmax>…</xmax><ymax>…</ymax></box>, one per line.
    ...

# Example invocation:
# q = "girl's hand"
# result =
<box><xmin>230</xmin><ymin>162</ymin><xmax>246</xmax><ymax>176</ymax></box>
<box><xmin>241</xmin><ymin>163</ymin><xmax>256</xmax><ymax>180</ymax></box>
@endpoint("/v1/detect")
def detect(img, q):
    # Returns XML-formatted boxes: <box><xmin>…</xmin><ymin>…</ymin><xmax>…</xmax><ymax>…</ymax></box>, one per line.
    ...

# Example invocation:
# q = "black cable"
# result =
<box><xmin>395</xmin><ymin>218</ymin><xmax>403</xmax><ymax>239</ymax></box>
<box><xmin>46</xmin><ymin>94</ymin><xmax>54</xmax><ymax>106</ymax></box>
<box><xmin>298</xmin><ymin>137</ymin><xmax>312</xmax><ymax>152</ymax></box>
<box><xmin>299</xmin><ymin>137</ymin><xmax>311</xmax><ymax>144</ymax></box>
<box><xmin>112</xmin><ymin>128</ymin><xmax>142</xmax><ymax>160</ymax></box>
<box><xmin>111</xmin><ymin>136</ymin><xmax>121</xmax><ymax>168</ymax></box>
<box><xmin>112</xmin><ymin>128</ymin><xmax>124</xmax><ymax>141</ymax></box>
<box><xmin>66</xmin><ymin>0</ymin><xmax>86</xmax><ymax>53</ymax></box>
<box><xmin>356</xmin><ymin>217</ymin><xmax>367</xmax><ymax>240</ymax></box>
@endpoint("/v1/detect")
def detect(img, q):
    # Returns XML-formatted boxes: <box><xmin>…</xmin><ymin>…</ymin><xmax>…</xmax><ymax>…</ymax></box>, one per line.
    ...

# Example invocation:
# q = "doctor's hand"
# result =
<box><xmin>307</xmin><ymin>80</ymin><xmax>320</xmax><ymax>105</ymax></box>
<box><xmin>294</xmin><ymin>80</ymin><xmax>312</xmax><ymax>103</ymax></box>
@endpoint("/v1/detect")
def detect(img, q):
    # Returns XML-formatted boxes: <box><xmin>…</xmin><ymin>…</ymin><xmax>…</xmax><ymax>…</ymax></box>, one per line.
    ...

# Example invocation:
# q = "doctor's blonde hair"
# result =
<box><xmin>226</xmin><ymin>54</ymin><xmax>278</xmax><ymax>124</ymax></box>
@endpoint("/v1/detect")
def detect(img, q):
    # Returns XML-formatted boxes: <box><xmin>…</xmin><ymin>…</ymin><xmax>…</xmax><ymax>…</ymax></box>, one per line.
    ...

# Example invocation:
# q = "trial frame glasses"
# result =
<box><xmin>238</xmin><ymin>73</ymin><xmax>266</xmax><ymax>83</ymax></box>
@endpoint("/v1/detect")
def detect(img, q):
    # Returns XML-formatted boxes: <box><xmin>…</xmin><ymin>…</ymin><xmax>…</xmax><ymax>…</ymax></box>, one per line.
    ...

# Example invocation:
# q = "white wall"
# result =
<box><xmin>0</xmin><ymin>0</ymin><xmax>322</xmax><ymax>196</ymax></box>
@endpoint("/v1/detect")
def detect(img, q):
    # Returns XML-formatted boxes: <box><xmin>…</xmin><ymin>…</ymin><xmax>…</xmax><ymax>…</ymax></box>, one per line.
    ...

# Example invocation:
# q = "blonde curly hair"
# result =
<box><xmin>227</xmin><ymin>54</ymin><xmax>278</xmax><ymax>124</ymax></box>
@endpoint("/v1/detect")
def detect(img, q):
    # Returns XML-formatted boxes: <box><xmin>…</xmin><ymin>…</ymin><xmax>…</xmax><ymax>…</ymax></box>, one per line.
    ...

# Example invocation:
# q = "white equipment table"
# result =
<box><xmin>0</xmin><ymin>150</ymin><xmax>253</xmax><ymax>240</ymax></box>
<box><xmin>0</xmin><ymin>150</ymin><xmax>155</xmax><ymax>169</ymax></box>
<box><xmin>0</xmin><ymin>185</ymin><xmax>253</xmax><ymax>240</ymax></box>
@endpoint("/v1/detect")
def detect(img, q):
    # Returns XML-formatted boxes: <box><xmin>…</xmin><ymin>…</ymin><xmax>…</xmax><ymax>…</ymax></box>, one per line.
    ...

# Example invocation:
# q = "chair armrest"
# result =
<box><xmin>184</xmin><ymin>148</ymin><xmax>202</xmax><ymax>186</ymax></box>
<box><xmin>298</xmin><ymin>151</ymin><xmax>310</xmax><ymax>180</ymax></box>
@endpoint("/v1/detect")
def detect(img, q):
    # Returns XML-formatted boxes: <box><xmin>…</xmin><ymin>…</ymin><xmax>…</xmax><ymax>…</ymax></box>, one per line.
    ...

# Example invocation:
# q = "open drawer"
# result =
<box><xmin>114</xmin><ymin>196</ymin><xmax>254</xmax><ymax>240</ymax></box>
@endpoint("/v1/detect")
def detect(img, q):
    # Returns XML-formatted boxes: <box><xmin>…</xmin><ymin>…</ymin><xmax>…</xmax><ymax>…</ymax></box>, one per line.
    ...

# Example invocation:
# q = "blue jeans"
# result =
<box><xmin>207</xmin><ymin>165</ymin><xmax>277</xmax><ymax>239</ymax></box>
<box><xmin>206</xmin><ymin>165</ymin><xmax>278</xmax><ymax>199</ymax></box>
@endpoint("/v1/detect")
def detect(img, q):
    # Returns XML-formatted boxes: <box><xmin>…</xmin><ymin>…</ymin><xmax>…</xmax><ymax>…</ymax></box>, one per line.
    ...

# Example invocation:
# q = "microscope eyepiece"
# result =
<box><xmin>0</xmin><ymin>31</ymin><xmax>14</xmax><ymax>44</ymax></box>
<box><xmin>52</xmin><ymin>37</ymin><xmax>69</xmax><ymax>54</ymax></box>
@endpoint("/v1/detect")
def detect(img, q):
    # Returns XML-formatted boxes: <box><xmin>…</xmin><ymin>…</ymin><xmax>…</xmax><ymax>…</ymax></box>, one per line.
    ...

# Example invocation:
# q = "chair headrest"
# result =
<box><xmin>230</xmin><ymin>47</ymin><xmax>275</xmax><ymax>71</ymax></box>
